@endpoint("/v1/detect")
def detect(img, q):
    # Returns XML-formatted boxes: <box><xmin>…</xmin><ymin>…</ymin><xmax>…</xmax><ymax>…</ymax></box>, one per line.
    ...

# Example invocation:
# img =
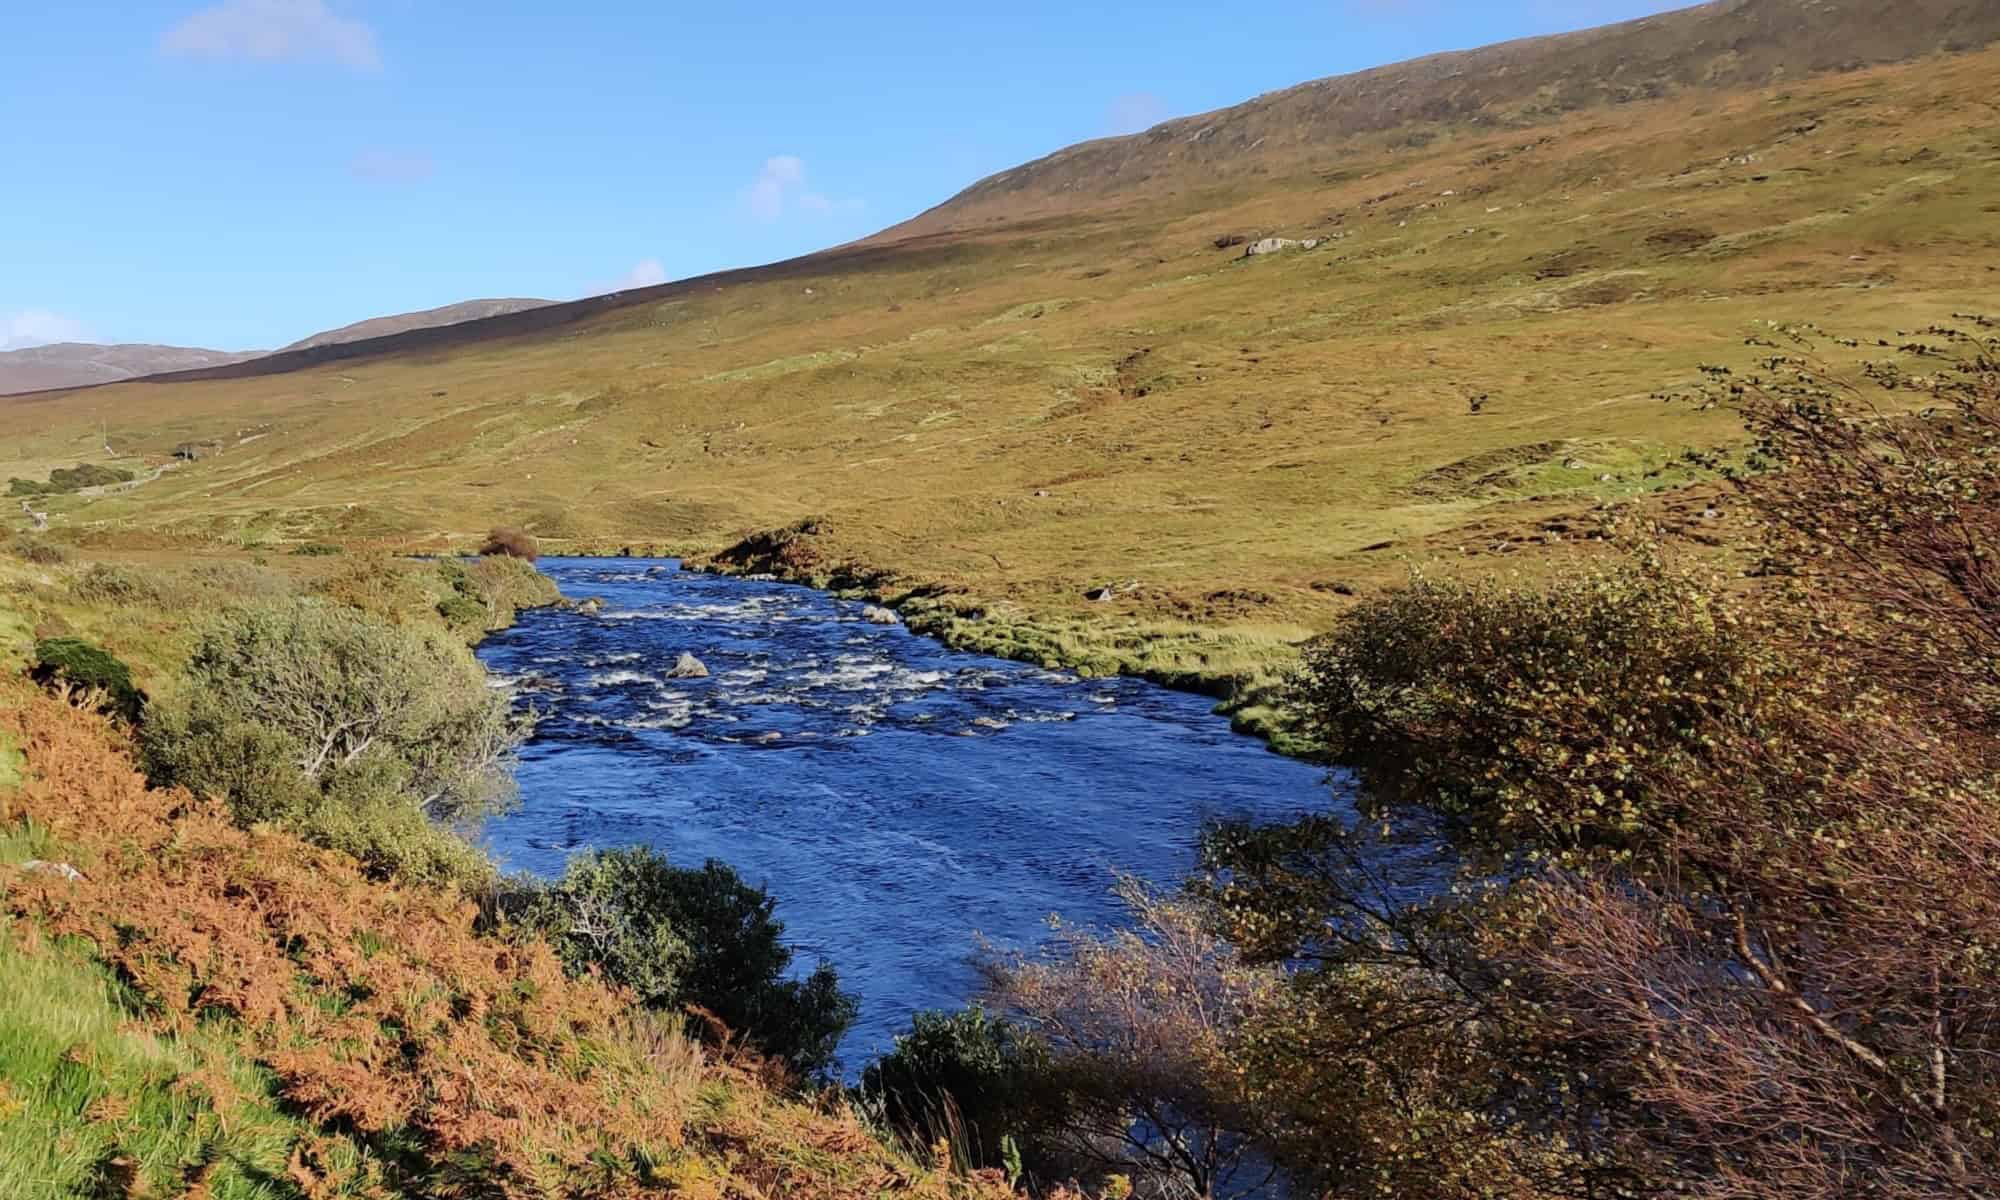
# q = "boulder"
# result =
<box><xmin>22</xmin><ymin>859</ymin><xmax>84</xmax><ymax>882</ymax></box>
<box><xmin>861</xmin><ymin>604</ymin><xmax>899</xmax><ymax>625</ymax></box>
<box><xmin>1086</xmin><ymin>586</ymin><xmax>1116</xmax><ymax>602</ymax></box>
<box><xmin>1243</xmin><ymin>237</ymin><xmax>1300</xmax><ymax>257</ymax></box>
<box><xmin>667</xmin><ymin>652</ymin><xmax>710</xmax><ymax>679</ymax></box>
<box><xmin>575</xmin><ymin>596</ymin><xmax>606</xmax><ymax>616</ymax></box>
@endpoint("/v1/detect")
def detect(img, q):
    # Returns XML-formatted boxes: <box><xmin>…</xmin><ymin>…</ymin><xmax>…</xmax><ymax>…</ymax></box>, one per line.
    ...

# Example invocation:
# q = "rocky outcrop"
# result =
<box><xmin>1243</xmin><ymin>236</ymin><xmax>1323</xmax><ymax>257</ymax></box>
<box><xmin>667</xmin><ymin>652</ymin><xmax>710</xmax><ymax>678</ymax></box>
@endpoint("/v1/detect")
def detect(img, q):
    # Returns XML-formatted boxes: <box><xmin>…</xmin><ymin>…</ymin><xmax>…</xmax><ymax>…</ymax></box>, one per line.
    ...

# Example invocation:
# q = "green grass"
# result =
<box><xmin>0</xmin><ymin>920</ymin><xmax>330</xmax><ymax>1199</ymax></box>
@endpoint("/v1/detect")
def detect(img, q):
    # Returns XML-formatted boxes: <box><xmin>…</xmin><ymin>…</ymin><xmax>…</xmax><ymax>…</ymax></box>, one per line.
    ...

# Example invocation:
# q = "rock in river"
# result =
<box><xmin>667</xmin><ymin>652</ymin><xmax>710</xmax><ymax>678</ymax></box>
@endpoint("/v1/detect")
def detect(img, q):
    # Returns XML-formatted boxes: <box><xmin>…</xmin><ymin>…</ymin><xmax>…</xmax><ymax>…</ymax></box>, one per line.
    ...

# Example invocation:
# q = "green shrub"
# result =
<box><xmin>1292</xmin><ymin>563</ymin><xmax>1767</xmax><ymax>860</ymax></box>
<box><xmin>70</xmin><ymin>562</ymin><xmax>163</xmax><ymax>606</ymax></box>
<box><xmin>141</xmin><ymin>598</ymin><xmax>523</xmax><ymax>891</ymax></box>
<box><xmin>434</xmin><ymin>555</ymin><xmax>558</xmax><ymax>636</ymax></box>
<box><xmin>6</xmin><ymin>534</ymin><xmax>71</xmax><ymax>565</ymax></box>
<box><xmin>436</xmin><ymin>592</ymin><xmax>489</xmax><ymax>630</ymax></box>
<box><xmin>9</xmin><ymin>463</ymin><xmax>135</xmax><ymax>496</ymax></box>
<box><xmin>47</xmin><ymin>463</ymin><xmax>134</xmax><ymax>491</ymax></box>
<box><xmin>519</xmin><ymin>847</ymin><xmax>856</xmax><ymax>1078</ymax></box>
<box><xmin>315</xmin><ymin>554</ymin><xmax>433</xmax><ymax>624</ymax></box>
<box><xmin>290</xmin><ymin>541</ymin><xmax>344</xmax><ymax>557</ymax></box>
<box><xmin>30</xmin><ymin>637</ymin><xmax>144</xmax><ymax>722</ymax></box>
<box><xmin>858</xmin><ymin>1007</ymin><xmax>1061</xmax><ymax>1181</ymax></box>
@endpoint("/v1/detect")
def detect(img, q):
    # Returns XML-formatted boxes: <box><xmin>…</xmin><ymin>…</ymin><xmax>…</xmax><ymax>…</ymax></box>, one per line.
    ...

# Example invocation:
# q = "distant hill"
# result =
<box><xmin>886</xmin><ymin>0</ymin><xmax>2000</xmax><ymax>236</ymax></box>
<box><xmin>0</xmin><ymin>299</ymin><xmax>559</xmax><ymax>395</ymax></box>
<box><xmin>279</xmin><ymin>298</ymin><xmax>554</xmax><ymax>352</ymax></box>
<box><xmin>0</xmin><ymin>342</ymin><xmax>261</xmax><ymax>395</ymax></box>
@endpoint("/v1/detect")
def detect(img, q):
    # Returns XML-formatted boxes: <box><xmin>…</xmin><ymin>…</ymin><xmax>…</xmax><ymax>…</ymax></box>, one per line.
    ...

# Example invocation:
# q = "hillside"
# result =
<box><xmin>279</xmin><ymin>297</ymin><xmax>555</xmax><ymax>352</ymax></box>
<box><xmin>4</xmin><ymin>0</ymin><xmax>1997</xmax><ymax>696</ymax></box>
<box><xmin>889</xmin><ymin>0</ymin><xmax>2000</xmax><ymax>235</ymax></box>
<box><xmin>0</xmin><ymin>301</ymin><xmax>559</xmax><ymax>397</ymax></box>
<box><xmin>0</xmin><ymin>342</ymin><xmax>260</xmax><ymax>396</ymax></box>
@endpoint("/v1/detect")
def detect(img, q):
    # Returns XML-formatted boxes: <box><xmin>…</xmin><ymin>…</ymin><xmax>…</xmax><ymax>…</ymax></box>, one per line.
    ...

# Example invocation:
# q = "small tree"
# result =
<box><xmin>859</xmin><ymin>1006</ymin><xmax>1064</xmax><ymax>1183</ymax></box>
<box><xmin>521</xmin><ymin>847</ymin><xmax>857</xmax><ymax>1079</ymax></box>
<box><xmin>31</xmin><ymin>637</ymin><xmax>145</xmax><ymax>723</ymax></box>
<box><xmin>143</xmin><ymin>597</ymin><xmax>523</xmax><ymax>887</ymax></box>
<box><xmin>479</xmin><ymin>526</ymin><xmax>539</xmax><ymax>561</ymax></box>
<box><xmin>981</xmin><ymin>879</ymin><xmax>1284</xmax><ymax>1200</ymax></box>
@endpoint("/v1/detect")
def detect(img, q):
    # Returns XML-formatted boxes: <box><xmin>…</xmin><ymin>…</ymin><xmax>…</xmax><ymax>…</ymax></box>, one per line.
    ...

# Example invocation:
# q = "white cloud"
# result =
<box><xmin>584</xmin><ymin>259</ymin><xmax>669</xmax><ymax>297</ymax></box>
<box><xmin>1105</xmin><ymin>92</ymin><xmax>1167</xmax><ymax>136</ymax></box>
<box><xmin>1</xmin><ymin>311</ymin><xmax>91</xmax><ymax>351</ymax></box>
<box><xmin>744</xmin><ymin>155</ymin><xmax>847</xmax><ymax>222</ymax></box>
<box><xmin>350</xmin><ymin>149</ymin><xmax>435</xmax><ymax>183</ymax></box>
<box><xmin>615</xmin><ymin>259</ymin><xmax>668</xmax><ymax>290</ymax></box>
<box><xmin>162</xmin><ymin>0</ymin><xmax>381</xmax><ymax>70</ymax></box>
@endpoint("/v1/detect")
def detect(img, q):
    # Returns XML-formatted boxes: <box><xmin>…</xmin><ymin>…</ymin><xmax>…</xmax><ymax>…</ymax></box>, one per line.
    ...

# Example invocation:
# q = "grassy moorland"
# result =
<box><xmin>4</xmin><ymin>42</ymin><xmax>1997</xmax><ymax>715</ymax></box>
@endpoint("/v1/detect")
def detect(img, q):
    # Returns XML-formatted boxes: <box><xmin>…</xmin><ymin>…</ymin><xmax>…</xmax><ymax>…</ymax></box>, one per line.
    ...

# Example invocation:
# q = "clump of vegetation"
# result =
<box><xmin>289</xmin><ymin>540</ymin><xmax>344</xmax><ymax>556</ymax></box>
<box><xmin>479</xmin><ymin>525</ymin><xmax>539</xmax><ymax>561</ymax></box>
<box><xmin>5</xmin><ymin>534</ymin><xmax>71</xmax><ymax>565</ymax></box>
<box><xmin>3</xmin><ymin>695</ymin><xmax>1017</xmax><ymax>1199</ymax></box>
<box><xmin>7</xmin><ymin>462</ymin><xmax>134</xmax><ymax>496</ymax></box>
<box><xmin>29</xmin><ymin>637</ymin><xmax>144</xmax><ymax>722</ymax></box>
<box><xmin>434</xmin><ymin>554</ymin><xmax>558</xmax><ymax>636</ymax></box>
<box><xmin>710</xmin><ymin>515</ymin><xmax>832</xmax><ymax>576</ymax></box>
<box><xmin>516</xmin><ymin>846</ymin><xmax>858</xmax><ymax>1079</ymax></box>
<box><xmin>142</xmin><ymin>597</ymin><xmax>523</xmax><ymax>888</ymax></box>
<box><xmin>1187</xmin><ymin>319</ymin><xmax>2000</xmax><ymax>1198</ymax></box>
<box><xmin>69</xmin><ymin>562</ymin><xmax>162</xmax><ymax>607</ymax></box>
<box><xmin>859</xmin><ymin>1006</ymin><xmax>1060</xmax><ymax>1183</ymax></box>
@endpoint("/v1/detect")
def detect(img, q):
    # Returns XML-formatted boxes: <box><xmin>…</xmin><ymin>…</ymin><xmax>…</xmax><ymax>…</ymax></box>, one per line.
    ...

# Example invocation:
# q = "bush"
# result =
<box><xmin>436</xmin><ymin>591</ymin><xmax>488</xmax><ymax>630</ymax></box>
<box><xmin>30</xmin><ymin>637</ymin><xmax>145</xmax><ymax>723</ymax></box>
<box><xmin>520</xmin><ymin>847</ymin><xmax>856</xmax><ymax>1078</ymax></box>
<box><xmin>70</xmin><ymin>562</ymin><xmax>163</xmax><ymax>607</ymax></box>
<box><xmin>1292</xmin><ymin>563</ymin><xmax>1767</xmax><ymax>861</ymax></box>
<box><xmin>479</xmin><ymin>526</ymin><xmax>538</xmax><ymax>561</ymax></box>
<box><xmin>289</xmin><ymin>541</ymin><xmax>344</xmax><ymax>557</ymax></box>
<box><xmin>9</xmin><ymin>463</ymin><xmax>135</xmax><ymax>496</ymax></box>
<box><xmin>433</xmin><ymin>556</ymin><xmax>559</xmax><ymax>636</ymax></box>
<box><xmin>314</xmin><ymin>554</ymin><xmax>433</xmax><ymax>623</ymax></box>
<box><xmin>859</xmin><ymin>1007</ymin><xmax>1062</xmax><ymax>1183</ymax></box>
<box><xmin>7</xmin><ymin>534</ymin><xmax>71</xmax><ymax>565</ymax></box>
<box><xmin>142</xmin><ymin>598</ymin><xmax>523</xmax><ymax>890</ymax></box>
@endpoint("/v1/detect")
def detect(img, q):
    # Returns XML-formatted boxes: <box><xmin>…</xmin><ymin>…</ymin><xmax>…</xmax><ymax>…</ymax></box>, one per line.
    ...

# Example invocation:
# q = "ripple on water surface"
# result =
<box><xmin>478</xmin><ymin>559</ymin><xmax>1339</xmax><ymax>1062</ymax></box>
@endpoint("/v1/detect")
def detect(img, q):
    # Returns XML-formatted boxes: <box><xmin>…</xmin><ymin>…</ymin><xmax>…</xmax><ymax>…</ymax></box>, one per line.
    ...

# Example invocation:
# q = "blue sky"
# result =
<box><xmin>1</xmin><ymin>0</ymin><xmax>1687</xmax><ymax>351</ymax></box>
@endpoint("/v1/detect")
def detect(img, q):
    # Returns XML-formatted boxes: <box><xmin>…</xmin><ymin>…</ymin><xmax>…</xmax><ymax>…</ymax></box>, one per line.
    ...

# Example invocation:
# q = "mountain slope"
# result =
<box><xmin>0</xmin><ymin>342</ymin><xmax>261</xmax><ymax>395</ymax></box>
<box><xmin>887</xmin><ymin>0</ymin><xmax>2000</xmax><ymax>236</ymax></box>
<box><xmin>4</xmin><ymin>3</ymin><xmax>1997</xmax><ymax>697</ymax></box>
<box><xmin>281</xmin><ymin>297</ymin><xmax>554</xmax><ymax>352</ymax></box>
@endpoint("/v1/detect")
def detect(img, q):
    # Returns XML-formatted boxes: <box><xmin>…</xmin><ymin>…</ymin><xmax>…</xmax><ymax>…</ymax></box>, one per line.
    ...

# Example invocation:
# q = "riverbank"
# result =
<box><xmin>0</xmin><ymin>539</ymin><xmax>1043</xmax><ymax>1199</ymax></box>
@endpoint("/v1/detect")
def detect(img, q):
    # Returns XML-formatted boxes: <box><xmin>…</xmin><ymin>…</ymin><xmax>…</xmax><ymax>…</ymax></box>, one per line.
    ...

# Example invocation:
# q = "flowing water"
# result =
<box><xmin>477</xmin><ymin>558</ymin><xmax>1340</xmax><ymax>1063</ymax></box>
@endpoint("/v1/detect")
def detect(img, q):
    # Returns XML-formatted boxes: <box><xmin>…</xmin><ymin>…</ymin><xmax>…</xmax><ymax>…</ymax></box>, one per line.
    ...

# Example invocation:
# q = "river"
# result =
<box><xmin>476</xmin><ymin>557</ymin><xmax>1341</xmax><ymax>1064</ymax></box>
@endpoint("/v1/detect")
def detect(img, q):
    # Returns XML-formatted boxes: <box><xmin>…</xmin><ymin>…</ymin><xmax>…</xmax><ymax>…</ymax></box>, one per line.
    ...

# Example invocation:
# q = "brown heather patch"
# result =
<box><xmin>0</xmin><ymin>694</ymin><xmax>1039</xmax><ymax>1199</ymax></box>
